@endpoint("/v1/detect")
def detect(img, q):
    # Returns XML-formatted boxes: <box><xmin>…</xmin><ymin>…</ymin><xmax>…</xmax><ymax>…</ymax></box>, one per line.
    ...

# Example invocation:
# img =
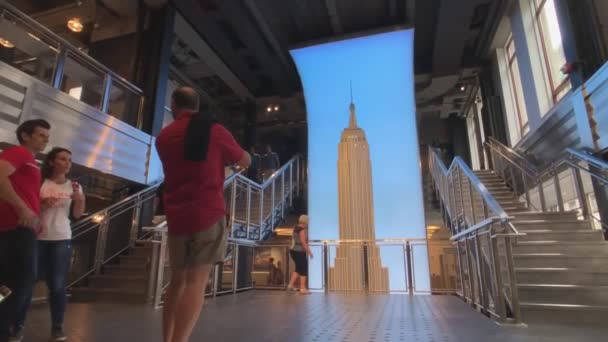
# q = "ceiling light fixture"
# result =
<box><xmin>274</xmin><ymin>106</ymin><xmax>279</xmax><ymax>111</ymax></box>
<box><xmin>460</xmin><ymin>85</ymin><xmax>466</xmax><ymax>92</ymax></box>
<box><xmin>0</xmin><ymin>37</ymin><xmax>14</xmax><ymax>48</ymax></box>
<box><xmin>67</xmin><ymin>17</ymin><xmax>84</xmax><ymax>32</ymax></box>
<box><xmin>266</xmin><ymin>106</ymin><xmax>272</xmax><ymax>112</ymax></box>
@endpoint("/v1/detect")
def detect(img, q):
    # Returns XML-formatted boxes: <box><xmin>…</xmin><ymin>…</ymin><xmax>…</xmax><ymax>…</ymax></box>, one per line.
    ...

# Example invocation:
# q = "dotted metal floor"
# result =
<box><xmin>23</xmin><ymin>291</ymin><xmax>608</xmax><ymax>341</ymax></box>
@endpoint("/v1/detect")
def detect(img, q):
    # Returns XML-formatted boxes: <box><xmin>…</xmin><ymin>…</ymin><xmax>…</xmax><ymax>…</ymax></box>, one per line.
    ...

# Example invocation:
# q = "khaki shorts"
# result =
<box><xmin>168</xmin><ymin>218</ymin><xmax>227</xmax><ymax>270</ymax></box>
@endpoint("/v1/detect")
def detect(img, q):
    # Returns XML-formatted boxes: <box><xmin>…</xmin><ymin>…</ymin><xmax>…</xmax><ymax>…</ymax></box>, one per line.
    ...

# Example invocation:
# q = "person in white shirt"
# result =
<box><xmin>30</xmin><ymin>147</ymin><xmax>85</xmax><ymax>342</ymax></box>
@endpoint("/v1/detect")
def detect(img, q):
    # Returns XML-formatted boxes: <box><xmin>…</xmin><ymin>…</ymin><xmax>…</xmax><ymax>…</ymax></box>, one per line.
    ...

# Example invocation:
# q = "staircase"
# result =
<box><xmin>69</xmin><ymin>157</ymin><xmax>302</xmax><ymax>302</ymax></box>
<box><xmin>70</xmin><ymin>243</ymin><xmax>153</xmax><ymax>302</ymax></box>
<box><xmin>474</xmin><ymin>170</ymin><xmax>608</xmax><ymax>324</ymax></box>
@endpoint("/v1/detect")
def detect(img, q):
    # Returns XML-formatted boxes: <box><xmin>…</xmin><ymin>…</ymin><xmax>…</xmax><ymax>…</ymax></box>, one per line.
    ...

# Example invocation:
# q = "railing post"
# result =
<box><xmin>473</xmin><ymin>235</ymin><xmax>487</xmax><ymax>312</ymax></box>
<box><xmin>469</xmin><ymin>182</ymin><xmax>477</xmax><ymax>224</ymax></box>
<box><xmin>101</xmin><ymin>74</ymin><xmax>112</xmax><ymax>113</ymax></box>
<box><xmin>554</xmin><ymin>171</ymin><xmax>565</xmax><ymax>212</ymax></box>
<box><xmin>259</xmin><ymin>188</ymin><xmax>264</xmax><ymax>237</ymax></box>
<box><xmin>457</xmin><ymin>169</ymin><xmax>466</xmax><ymax>221</ymax></box>
<box><xmin>296</xmin><ymin>157</ymin><xmax>301</xmax><ymax>197</ymax></box>
<box><xmin>455</xmin><ymin>241</ymin><xmax>466</xmax><ymax>297</ymax></box>
<box><xmin>289</xmin><ymin>163</ymin><xmax>294</xmax><ymax>208</ymax></box>
<box><xmin>246</xmin><ymin>183</ymin><xmax>252</xmax><ymax>239</ymax></box>
<box><xmin>508</xmin><ymin>165</ymin><xmax>517</xmax><ymax>194</ymax></box>
<box><xmin>281</xmin><ymin>172</ymin><xmax>286</xmax><ymax>219</ymax></box>
<box><xmin>323</xmin><ymin>242</ymin><xmax>329</xmax><ymax>293</ymax></box>
<box><xmin>129</xmin><ymin>195</ymin><xmax>142</xmax><ymax>248</ymax></box>
<box><xmin>213</xmin><ymin>264</ymin><xmax>220</xmax><ymax>297</ymax></box>
<box><xmin>51</xmin><ymin>46</ymin><xmax>66</xmax><ymax>89</ymax></box>
<box><xmin>153</xmin><ymin>230</ymin><xmax>168</xmax><ymax>308</ymax></box>
<box><xmin>572</xmin><ymin>167</ymin><xmax>589</xmax><ymax>219</ymax></box>
<box><xmin>406</xmin><ymin>241</ymin><xmax>414</xmax><ymax>294</ymax></box>
<box><xmin>94</xmin><ymin>210</ymin><xmax>110</xmax><ymax>275</ymax></box>
<box><xmin>538</xmin><ymin>178</ymin><xmax>547</xmax><ymax>212</ymax></box>
<box><xmin>362</xmin><ymin>243</ymin><xmax>369</xmax><ymax>291</ymax></box>
<box><xmin>504</xmin><ymin>235</ymin><xmax>522</xmax><ymax>324</ymax></box>
<box><xmin>232</xmin><ymin>243</ymin><xmax>239</xmax><ymax>293</ymax></box>
<box><xmin>490</xmin><ymin>233</ymin><xmax>507</xmax><ymax>321</ymax></box>
<box><xmin>271</xmin><ymin>179</ymin><xmax>276</xmax><ymax>230</ymax></box>
<box><xmin>230</xmin><ymin>181</ymin><xmax>237</xmax><ymax>238</ymax></box>
<box><xmin>465</xmin><ymin>237</ymin><xmax>477</xmax><ymax>305</ymax></box>
<box><xmin>522</xmin><ymin>172</ymin><xmax>532</xmax><ymax>209</ymax></box>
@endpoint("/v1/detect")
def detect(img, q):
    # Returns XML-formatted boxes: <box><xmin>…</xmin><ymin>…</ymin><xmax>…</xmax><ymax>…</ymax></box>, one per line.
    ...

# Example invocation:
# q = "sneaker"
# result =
<box><xmin>8</xmin><ymin>328</ymin><xmax>23</xmax><ymax>342</ymax></box>
<box><xmin>286</xmin><ymin>286</ymin><xmax>298</xmax><ymax>292</ymax></box>
<box><xmin>299</xmin><ymin>289</ymin><xmax>311</xmax><ymax>295</ymax></box>
<box><xmin>49</xmin><ymin>329</ymin><xmax>67</xmax><ymax>342</ymax></box>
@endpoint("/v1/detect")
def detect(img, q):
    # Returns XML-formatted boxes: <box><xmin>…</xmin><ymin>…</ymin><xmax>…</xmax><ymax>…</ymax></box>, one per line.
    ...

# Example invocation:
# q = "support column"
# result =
<box><xmin>133</xmin><ymin>4</ymin><xmax>175</xmax><ymax>136</ymax></box>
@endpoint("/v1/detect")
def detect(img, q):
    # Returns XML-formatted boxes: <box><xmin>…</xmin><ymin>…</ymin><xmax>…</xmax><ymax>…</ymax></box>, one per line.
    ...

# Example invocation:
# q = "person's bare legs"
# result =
<box><xmin>299</xmin><ymin>276</ymin><xmax>310</xmax><ymax>294</ymax></box>
<box><xmin>287</xmin><ymin>272</ymin><xmax>299</xmax><ymax>289</ymax></box>
<box><xmin>169</xmin><ymin>264</ymin><xmax>213</xmax><ymax>342</ymax></box>
<box><xmin>163</xmin><ymin>270</ymin><xmax>186</xmax><ymax>342</ymax></box>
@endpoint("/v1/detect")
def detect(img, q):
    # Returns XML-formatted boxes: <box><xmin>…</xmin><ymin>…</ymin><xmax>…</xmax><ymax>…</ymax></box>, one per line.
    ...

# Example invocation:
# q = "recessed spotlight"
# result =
<box><xmin>0</xmin><ymin>37</ymin><xmax>14</xmax><ymax>48</ymax></box>
<box><xmin>266</xmin><ymin>106</ymin><xmax>272</xmax><ymax>112</ymax></box>
<box><xmin>460</xmin><ymin>85</ymin><xmax>466</xmax><ymax>92</ymax></box>
<box><xmin>274</xmin><ymin>106</ymin><xmax>279</xmax><ymax>111</ymax></box>
<box><xmin>67</xmin><ymin>18</ymin><xmax>84</xmax><ymax>32</ymax></box>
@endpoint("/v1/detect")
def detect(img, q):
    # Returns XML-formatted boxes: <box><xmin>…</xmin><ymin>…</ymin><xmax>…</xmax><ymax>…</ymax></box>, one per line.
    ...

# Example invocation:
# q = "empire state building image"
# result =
<box><xmin>329</xmin><ymin>100</ymin><xmax>389</xmax><ymax>292</ymax></box>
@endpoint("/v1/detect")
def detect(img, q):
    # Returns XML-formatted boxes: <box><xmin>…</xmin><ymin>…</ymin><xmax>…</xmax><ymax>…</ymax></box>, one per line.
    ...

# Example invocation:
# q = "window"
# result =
<box><xmin>533</xmin><ymin>0</ymin><xmax>570</xmax><ymax>104</ymax></box>
<box><xmin>505</xmin><ymin>37</ymin><xmax>529</xmax><ymax>134</ymax></box>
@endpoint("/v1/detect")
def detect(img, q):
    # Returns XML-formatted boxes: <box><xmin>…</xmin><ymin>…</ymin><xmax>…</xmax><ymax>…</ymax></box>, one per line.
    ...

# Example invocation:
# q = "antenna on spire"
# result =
<box><xmin>350</xmin><ymin>81</ymin><xmax>353</xmax><ymax>103</ymax></box>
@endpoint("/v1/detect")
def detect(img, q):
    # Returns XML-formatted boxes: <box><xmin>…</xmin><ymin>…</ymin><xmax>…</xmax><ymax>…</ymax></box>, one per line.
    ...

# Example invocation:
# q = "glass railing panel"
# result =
<box><xmin>0</xmin><ymin>12</ymin><xmax>58</xmax><ymax>84</ymax></box>
<box><xmin>60</xmin><ymin>52</ymin><xmax>106</xmax><ymax>109</ymax></box>
<box><xmin>107</xmin><ymin>80</ymin><xmax>143</xmax><ymax>127</ymax></box>
<box><xmin>428</xmin><ymin>241</ymin><xmax>459</xmax><ymax>293</ymax></box>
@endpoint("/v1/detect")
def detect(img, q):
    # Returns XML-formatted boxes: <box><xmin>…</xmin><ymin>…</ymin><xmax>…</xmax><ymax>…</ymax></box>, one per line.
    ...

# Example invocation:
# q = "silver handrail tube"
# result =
<box><xmin>428</xmin><ymin>146</ymin><xmax>522</xmax><ymax>324</ymax></box>
<box><xmin>485</xmin><ymin>138</ymin><xmax>608</xmax><ymax>233</ymax></box>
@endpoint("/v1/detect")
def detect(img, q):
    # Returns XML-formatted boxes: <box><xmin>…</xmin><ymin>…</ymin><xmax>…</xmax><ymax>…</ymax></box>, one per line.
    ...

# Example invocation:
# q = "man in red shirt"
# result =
<box><xmin>156</xmin><ymin>87</ymin><xmax>250</xmax><ymax>342</ymax></box>
<box><xmin>0</xmin><ymin>119</ymin><xmax>50</xmax><ymax>342</ymax></box>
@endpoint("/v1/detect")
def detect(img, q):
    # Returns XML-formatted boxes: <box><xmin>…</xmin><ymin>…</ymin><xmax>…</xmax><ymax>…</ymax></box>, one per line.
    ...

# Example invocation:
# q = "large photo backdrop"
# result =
<box><xmin>291</xmin><ymin>29</ymin><xmax>430</xmax><ymax>292</ymax></box>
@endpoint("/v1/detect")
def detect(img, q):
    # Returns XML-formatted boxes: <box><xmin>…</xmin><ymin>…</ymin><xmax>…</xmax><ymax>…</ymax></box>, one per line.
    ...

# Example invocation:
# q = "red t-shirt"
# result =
<box><xmin>156</xmin><ymin>113</ymin><xmax>244</xmax><ymax>235</ymax></box>
<box><xmin>0</xmin><ymin>146</ymin><xmax>41</xmax><ymax>232</ymax></box>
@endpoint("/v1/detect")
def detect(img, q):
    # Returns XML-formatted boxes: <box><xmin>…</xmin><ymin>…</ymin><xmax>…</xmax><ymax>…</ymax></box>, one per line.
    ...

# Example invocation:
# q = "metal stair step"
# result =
<box><xmin>513</xmin><ymin>220</ymin><xmax>592</xmax><ymax>231</ymax></box>
<box><xmin>518</xmin><ymin>284</ymin><xmax>608</xmax><ymax>306</ymax></box>
<box><xmin>514</xmin><ymin>241</ymin><xmax>608</xmax><ymax>255</ymax></box>
<box><xmin>88</xmin><ymin>274</ymin><xmax>148</xmax><ymax>288</ymax></box>
<box><xmin>514</xmin><ymin>253</ymin><xmax>608</xmax><ymax>270</ymax></box>
<box><xmin>521</xmin><ymin>303</ymin><xmax>608</xmax><ymax>326</ymax></box>
<box><xmin>69</xmin><ymin>287</ymin><xmax>147</xmax><ymax>303</ymax></box>
<box><xmin>510</xmin><ymin>211</ymin><xmax>580</xmax><ymax>221</ymax></box>
<box><xmin>516</xmin><ymin>230</ymin><xmax>603</xmax><ymax>242</ymax></box>
<box><xmin>516</xmin><ymin>268</ymin><xmax>608</xmax><ymax>285</ymax></box>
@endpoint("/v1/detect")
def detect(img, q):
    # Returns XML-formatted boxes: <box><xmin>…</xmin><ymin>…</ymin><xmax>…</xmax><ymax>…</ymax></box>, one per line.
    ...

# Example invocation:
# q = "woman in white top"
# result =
<box><xmin>37</xmin><ymin>147</ymin><xmax>85</xmax><ymax>341</ymax></box>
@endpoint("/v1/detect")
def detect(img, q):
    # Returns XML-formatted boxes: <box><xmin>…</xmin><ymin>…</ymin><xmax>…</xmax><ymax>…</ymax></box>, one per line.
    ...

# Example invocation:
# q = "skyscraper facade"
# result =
<box><xmin>329</xmin><ymin>101</ymin><xmax>389</xmax><ymax>291</ymax></box>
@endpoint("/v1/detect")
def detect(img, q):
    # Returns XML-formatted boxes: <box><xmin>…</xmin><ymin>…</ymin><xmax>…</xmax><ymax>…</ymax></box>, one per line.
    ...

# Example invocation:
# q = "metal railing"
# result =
<box><xmin>68</xmin><ymin>183</ymin><xmax>161</xmax><ymax>288</ymax></box>
<box><xmin>485</xmin><ymin>137</ymin><xmax>608</xmax><ymax>235</ymax></box>
<box><xmin>142</xmin><ymin>227</ymin><xmax>459</xmax><ymax>308</ymax></box>
<box><xmin>428</xmin><ymin>146</ymin><xmax>523</xmax><ymax>324</ymax></box>
<box><xmin>225</xmin><ymin>155</ymin><xmax>304</xmax><ymax>240</ymax></box>
<box><xmin>0</xmin><ymin>1</ymin><xmax>144</xmax><ymax>128</ymax></box>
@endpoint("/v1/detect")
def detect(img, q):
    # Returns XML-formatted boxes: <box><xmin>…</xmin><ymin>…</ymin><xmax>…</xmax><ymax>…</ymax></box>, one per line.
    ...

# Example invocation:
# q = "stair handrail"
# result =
<box><xmin>223</xmin><ymin>154</ymin><xmax>303</xmax><ymax>240</ymax></box>
<box><xmin>429</xmin><ymin>146</ymin><xmax>509</xmax><ymax>232</ymax></box>
<box><xmin>485</xmin><ymin>138</ymin><xmax>608</xmax><ymax>233</ymax></box>
<box><xmin>429</xmin><ymin>146</ymin><xmax>523</xmax><ymax>324</ymax></box>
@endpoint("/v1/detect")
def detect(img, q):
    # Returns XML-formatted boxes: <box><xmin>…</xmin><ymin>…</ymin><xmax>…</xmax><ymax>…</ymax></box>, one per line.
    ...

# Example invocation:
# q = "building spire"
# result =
<box><xmin>349</xmin><ymin>82</ymin><xmax>357</xmax><ymax>128</ymax></box>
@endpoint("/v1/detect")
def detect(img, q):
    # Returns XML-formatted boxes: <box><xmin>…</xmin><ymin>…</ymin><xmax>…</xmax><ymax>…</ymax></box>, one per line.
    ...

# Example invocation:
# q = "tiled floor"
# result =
<box><xmin>23</xmin><ymin>291</ymin><xmax>608</xmax><ymax>341</ymax></box>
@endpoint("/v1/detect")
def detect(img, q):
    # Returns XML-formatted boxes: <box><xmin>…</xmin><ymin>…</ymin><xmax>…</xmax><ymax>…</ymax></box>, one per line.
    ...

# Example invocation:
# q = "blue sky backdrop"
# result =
<box><xmin>291</xmin><ymin>29</ymin><xmax>430</xmax><ymax>292</ymax></box>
